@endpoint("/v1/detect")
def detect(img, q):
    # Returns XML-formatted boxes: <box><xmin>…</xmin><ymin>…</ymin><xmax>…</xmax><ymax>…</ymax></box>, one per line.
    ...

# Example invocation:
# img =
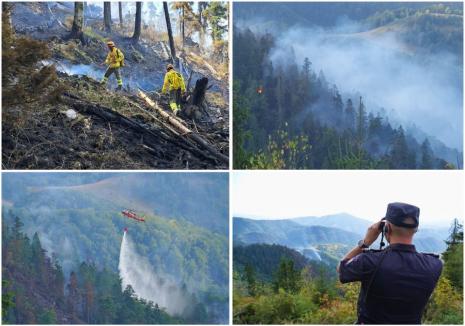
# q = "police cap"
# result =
<box><xmin>385</xmin><ymin>202</ymin><xmax>419</xmax><ymax>228</ymax></box>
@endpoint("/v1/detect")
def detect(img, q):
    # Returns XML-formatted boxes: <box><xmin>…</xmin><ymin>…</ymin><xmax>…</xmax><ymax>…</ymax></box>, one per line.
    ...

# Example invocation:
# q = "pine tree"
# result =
<box><xmin>442</xmin><ymin>219</ymin><xmax>463</xmax><ymax>289</ymax></box>
<box><xmin>420</xmin><ymin>138</ymin><xmax>434</xmax><ymax>169</ymax></box>
<box><xmin>171</xmin><ymin>2</ymin><xmax>194</xmax><ymax>48</ymax></box>
<box><xmin>273</xmin><ymin>258</ymin><xmax>302</xmax><ymax>294</ymax></box>
<box><xmin>344</xmin><ymin>99</ymin><xmax>356</xmax><ymax>130</ymax></box>
<box><xmin>204</xmin><ymin>2</ymin><xmax>228</xmax><ymax>41</ymax></box>
<box><xmin>389</xmin><ymin>126</ymin><xmax>411</xmax><ymax>169</ymax></box>
<box><xmin>66</xmin><ymin>271</ymin><xmax>80</xmax><ymax>320</ymax></box>
<box><xmin>244</xmin><ymin>264</ymin><xmax>257</xmax><ymax>296</ymax></box>
<box><xmin>356</xmin><ymin>96</ymin><xmax>367</xmax><ymax>147</ymax></box>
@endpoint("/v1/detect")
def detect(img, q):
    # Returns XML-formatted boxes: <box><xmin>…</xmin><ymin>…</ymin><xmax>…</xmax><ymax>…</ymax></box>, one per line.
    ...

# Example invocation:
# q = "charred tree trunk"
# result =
<box><xmin>103</xmin><ymin>2</ymin><xmax>112</xmax><ymax>33</ymax></box>
<box><xmin>184</xmin><ymin>77</ymin><xmax>210</xmax><ymax>121</ymax></box>
<box><xmin>163</xmin><ymin>2</ymin><xmax>176</xmax><ymax>64</ymax></box>
<box><xmin>132</xmin><ymin>2</ymin><xmax>142</xmax><ymax>43</ymax></box>
<box><xmin>192</xmin><ymin>77</ymin><xmax>209</xmax><ymax>106</ymax></box>
<box><xmin>118</xmin><ymin>2</ymin><xmax>123</xmax><ymax>29</ymax></box>
<box><xmin>69</xmin><ymin>2</ymin><xmax>85</xmax><ymax>44</ymax></box>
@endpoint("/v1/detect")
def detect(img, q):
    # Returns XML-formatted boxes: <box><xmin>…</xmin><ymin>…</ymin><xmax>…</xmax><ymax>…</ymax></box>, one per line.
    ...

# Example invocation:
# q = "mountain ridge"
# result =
<box><xmin>234</xmin><ymin>215</ymin><xmax>449</xmax><ymax>259</ymax></box>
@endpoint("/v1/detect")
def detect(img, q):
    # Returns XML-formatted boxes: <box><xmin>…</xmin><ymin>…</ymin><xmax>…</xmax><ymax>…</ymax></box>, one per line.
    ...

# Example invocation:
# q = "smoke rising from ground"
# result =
<box><xmin>239</xmin><ymin>17</ymin><xmax>462</xmax><ymax>150</ymax></box>
<box><xmin>118</xmin><ymin>232</ymin><xmax>189</xmax><ymax>316</ymax></box>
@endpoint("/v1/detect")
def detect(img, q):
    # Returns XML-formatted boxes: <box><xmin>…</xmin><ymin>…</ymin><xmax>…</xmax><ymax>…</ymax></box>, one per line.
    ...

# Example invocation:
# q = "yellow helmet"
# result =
<box><xmin>166</xmin><ymin>63</ymin><xmax>174</xmax><ymax>71</ymax></box>
<box><xmin>106</xmin><ymin>41</ymin><xmax>115</xmax><ymax>47</ymax></box>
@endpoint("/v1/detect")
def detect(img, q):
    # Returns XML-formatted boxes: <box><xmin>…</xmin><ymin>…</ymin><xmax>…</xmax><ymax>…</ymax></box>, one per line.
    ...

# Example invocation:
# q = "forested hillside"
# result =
<box><xmin>3</xmin><ymin>172</ymin><xmax>229</xmax><ymax>235</ymax></box>
<box><xmin>233</xmin><ymin>3</ymin><xmax>462</xmax><ymax>169</ymax></box>
<box><xmin>234</xmin><ymin>2</ymin><xmax>462</xmax><ymax>31</ymax></box>
<box><xmin>2</xmin><ymin>173</ymin><xmax>229</xmax><ymax>324</ymax></box>
<box><xmin>233</xmin><ymin>220</ymin><xmax>463</xmax><ymax>324</ymax></box>
<box><xmin>234</xmin><ymin>244</ymin><xmax>337</xmax><ymax>283</ymax></box>
<box><xmin>3</xmin><ymin>2</ymin><xmax>229</xmax><ymax>169</ymax></box>
<box><xmin>2</xmin><ymin>217</ymin><xmax>185</xmax><ymax>324</ymax></box>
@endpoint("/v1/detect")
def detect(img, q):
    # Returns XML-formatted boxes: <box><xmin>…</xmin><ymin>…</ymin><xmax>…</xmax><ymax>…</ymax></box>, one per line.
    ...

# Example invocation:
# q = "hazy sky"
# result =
<box><xmin>232</xmin><ymin>171</ymin><xmax>463</xmax><ymax>226</ymax></box>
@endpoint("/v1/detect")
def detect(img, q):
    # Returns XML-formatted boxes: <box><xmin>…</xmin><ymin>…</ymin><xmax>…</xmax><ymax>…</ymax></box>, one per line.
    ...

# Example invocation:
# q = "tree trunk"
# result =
<box><xmin>138</xmin><ymin>90</ymin><xmax>229</xmax><ymax>164</ymax></box>
<box><xmin>192</xmin><ymin>77</ymin><xmax>208</xmax><ymax>106</ymax></box>
<box><xmin>69</xmin><ymin>2</ymin><xmax>85</xmax><ymax>44</ymax></box>
<box><xmin>132</xmin><ymin>2</ymin><xmax>142</xmax><ymax>43</ymax></box>
<box><xmin>103</xmin><ymin>2</ymin><xmax>112</xmax><ymax>33</ymax></box>
<box><xmin>198</xmin><ymin>2</ymin><xmax>207</xmax><ymax>49</ymax></box>
<box><xmin>181</xmin><ymin>6</ymin><xmax>185</xmax><ymax>49</ymax></box>
<box><xmin>70</xmin><ymin>3</ymin><xmax>84</xmax><ymax>35</ymax></box>
<box><xmin>163</xmin><ymin>2</ymin><xmax>176</xmax><ymax>63</ymax></box>
<box><xmin>118</xmin><ymin>2</ymin><xmax>123</xmax><ymax>29</ymax></box>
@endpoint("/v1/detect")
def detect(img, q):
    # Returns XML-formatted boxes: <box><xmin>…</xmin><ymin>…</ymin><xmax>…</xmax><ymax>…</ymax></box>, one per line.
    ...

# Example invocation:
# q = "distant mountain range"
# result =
<box><xmin>234</xmin><ymin>214</ymin><xmax>450</xmax><ymax>263</ymax></box>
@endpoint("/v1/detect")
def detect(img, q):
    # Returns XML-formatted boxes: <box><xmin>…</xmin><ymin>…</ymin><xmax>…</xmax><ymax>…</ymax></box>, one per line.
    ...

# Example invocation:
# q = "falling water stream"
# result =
<box><xmin>118</xmin><ymin>231</ymin><xmax>188</xmax><ymax>315</ymax></box>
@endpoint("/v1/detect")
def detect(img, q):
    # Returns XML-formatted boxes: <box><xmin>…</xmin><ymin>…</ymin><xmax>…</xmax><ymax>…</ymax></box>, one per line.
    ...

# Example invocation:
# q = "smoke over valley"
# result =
<box><xmin>269</xmin><ymin>23</ymin><xmax>462</xmax><ymax>150</ymax></box>
<box><xmin>233</xmin><ymin>2</ymin><xmax>463</xmax><ymax>169</ymax></box>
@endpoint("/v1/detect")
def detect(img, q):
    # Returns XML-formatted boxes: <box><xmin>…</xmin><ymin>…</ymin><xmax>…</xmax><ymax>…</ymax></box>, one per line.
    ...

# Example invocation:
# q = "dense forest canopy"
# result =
<box><xmin>2</xmin><ymin>218</ymin><xmax>186</xmax><ymax>324</ymax></box>
<box><xmin>2</xmin><ymin>173</ymin><xmax>229</xmax><ymax>324</ymax></box>
<box><xmin>233</xmin><ymin>2</ymin><xmax>462</xmax><ymax>169</ymax></box>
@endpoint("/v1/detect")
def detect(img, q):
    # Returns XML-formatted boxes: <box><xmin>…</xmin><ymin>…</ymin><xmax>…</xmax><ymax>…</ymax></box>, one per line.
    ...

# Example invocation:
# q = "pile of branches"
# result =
<box><xmin>3</xmin><ymin>72</ymin><xmax>228</xmax><ymax>169</ymax></box>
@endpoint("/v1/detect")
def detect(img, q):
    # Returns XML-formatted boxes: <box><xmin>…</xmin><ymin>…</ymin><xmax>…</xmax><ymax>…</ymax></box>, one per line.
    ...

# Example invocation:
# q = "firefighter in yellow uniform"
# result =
<box><xmin>161</xmin><ymin>63</ymin><xmax>186</xmax><ymax>115</ymax></box>
<box><xmin>101</xmin><ymin>41</ymin><xmax>124</xmax><ymax>91</ymax></box>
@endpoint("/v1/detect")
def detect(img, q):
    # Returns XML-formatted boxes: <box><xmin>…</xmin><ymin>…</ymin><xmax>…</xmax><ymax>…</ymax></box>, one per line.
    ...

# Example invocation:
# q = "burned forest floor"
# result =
<box><xmin>3</xmin><ymin>2</ymin><xmax>229</xmax><ymax>169</ymax></box>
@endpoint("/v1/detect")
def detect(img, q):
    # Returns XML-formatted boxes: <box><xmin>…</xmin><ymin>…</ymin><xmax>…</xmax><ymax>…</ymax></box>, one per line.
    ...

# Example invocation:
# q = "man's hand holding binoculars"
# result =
<box><xmin>363</xmin><ymin>220</ymin><xmax>383</xmax><ymax>247</ymax></box>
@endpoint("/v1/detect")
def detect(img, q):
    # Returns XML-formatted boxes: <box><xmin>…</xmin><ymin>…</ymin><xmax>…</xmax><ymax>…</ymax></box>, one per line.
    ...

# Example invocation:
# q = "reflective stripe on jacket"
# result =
<box><xmin>162</xmin><ymin>70</ymin><xmax>186</xmax><ymax>93</ymax></box>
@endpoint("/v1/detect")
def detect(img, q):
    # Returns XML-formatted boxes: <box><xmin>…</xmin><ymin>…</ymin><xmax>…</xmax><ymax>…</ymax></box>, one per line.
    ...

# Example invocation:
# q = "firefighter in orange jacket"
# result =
<box><xmin>161</xmin><ymin>63</ymin><xmax>186</xmax><ymax>115</ymax></box>
<box><xmin>101</xmin><ymin>41</ymin><xmax>124</xmax><ymax>91</ymax></box>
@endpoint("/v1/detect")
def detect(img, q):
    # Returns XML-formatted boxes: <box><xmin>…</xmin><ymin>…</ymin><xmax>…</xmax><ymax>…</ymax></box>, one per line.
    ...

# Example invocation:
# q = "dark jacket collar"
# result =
<box><xmin>387</xmin><ymin>243</ymin><xmax>416</xmax><ymax>252</ymax></box>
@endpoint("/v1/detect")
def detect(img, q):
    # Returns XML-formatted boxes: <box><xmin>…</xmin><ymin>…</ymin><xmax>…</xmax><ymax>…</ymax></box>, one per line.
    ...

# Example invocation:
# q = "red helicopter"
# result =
<box><xmin>121</xmin><ymin>209</ymin><xmax>146</xmax><ymax>222</ymax></box>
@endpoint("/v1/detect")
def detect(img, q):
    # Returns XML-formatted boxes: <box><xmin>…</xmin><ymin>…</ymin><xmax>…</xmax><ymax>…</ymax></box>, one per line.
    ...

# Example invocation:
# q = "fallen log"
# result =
<box><xmin>127</xmin><ymin>99</ymin><xmax>221</xmax><ymax>161</ymax></box>
<box><xmin>138</xmin><ymin>90</ymin><xmax>229</xmax><ymax>164</ymax></box>
<box><xmin>61</xmin><ymin>92</ymin><xmax>221</xmax><ymax>164</ymax></box>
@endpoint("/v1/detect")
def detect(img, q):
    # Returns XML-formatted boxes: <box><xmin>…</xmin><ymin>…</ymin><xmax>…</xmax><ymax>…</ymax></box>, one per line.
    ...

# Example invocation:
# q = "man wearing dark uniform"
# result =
<box><xmin>337</xmin><ymin>202</ymin><xmax>443</xmax><ymax>324</ymax></box>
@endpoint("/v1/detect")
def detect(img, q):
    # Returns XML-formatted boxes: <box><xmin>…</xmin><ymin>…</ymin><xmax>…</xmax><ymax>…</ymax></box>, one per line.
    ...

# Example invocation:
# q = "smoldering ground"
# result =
<box><xmin>238</xmin><ymin>17</ymin><xmax>463</xmax><ymax>151</ymax></box>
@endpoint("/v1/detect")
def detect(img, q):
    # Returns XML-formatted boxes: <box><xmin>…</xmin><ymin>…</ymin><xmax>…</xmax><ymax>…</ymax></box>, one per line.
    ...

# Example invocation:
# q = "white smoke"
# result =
<box><xmin>118</xmin><ymin>231</ymin><xmax>189</xmax><ymax>316</ymax></box>
<box><xmin>268</xmin><ymin>25</ymin><xmax>463</xmax><ymax>150</ymax></box>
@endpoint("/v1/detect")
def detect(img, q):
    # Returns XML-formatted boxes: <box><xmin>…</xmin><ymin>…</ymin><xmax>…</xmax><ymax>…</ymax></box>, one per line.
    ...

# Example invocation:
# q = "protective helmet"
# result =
<box><xmin>166</xmin><ymin>63</ymin><xmax>174</xmax><ymax>71</ymax></box>
<box><xmin>106</xmin><ymin>41</ymin><xmax>115</xmax><ymax>47</ymax></box>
